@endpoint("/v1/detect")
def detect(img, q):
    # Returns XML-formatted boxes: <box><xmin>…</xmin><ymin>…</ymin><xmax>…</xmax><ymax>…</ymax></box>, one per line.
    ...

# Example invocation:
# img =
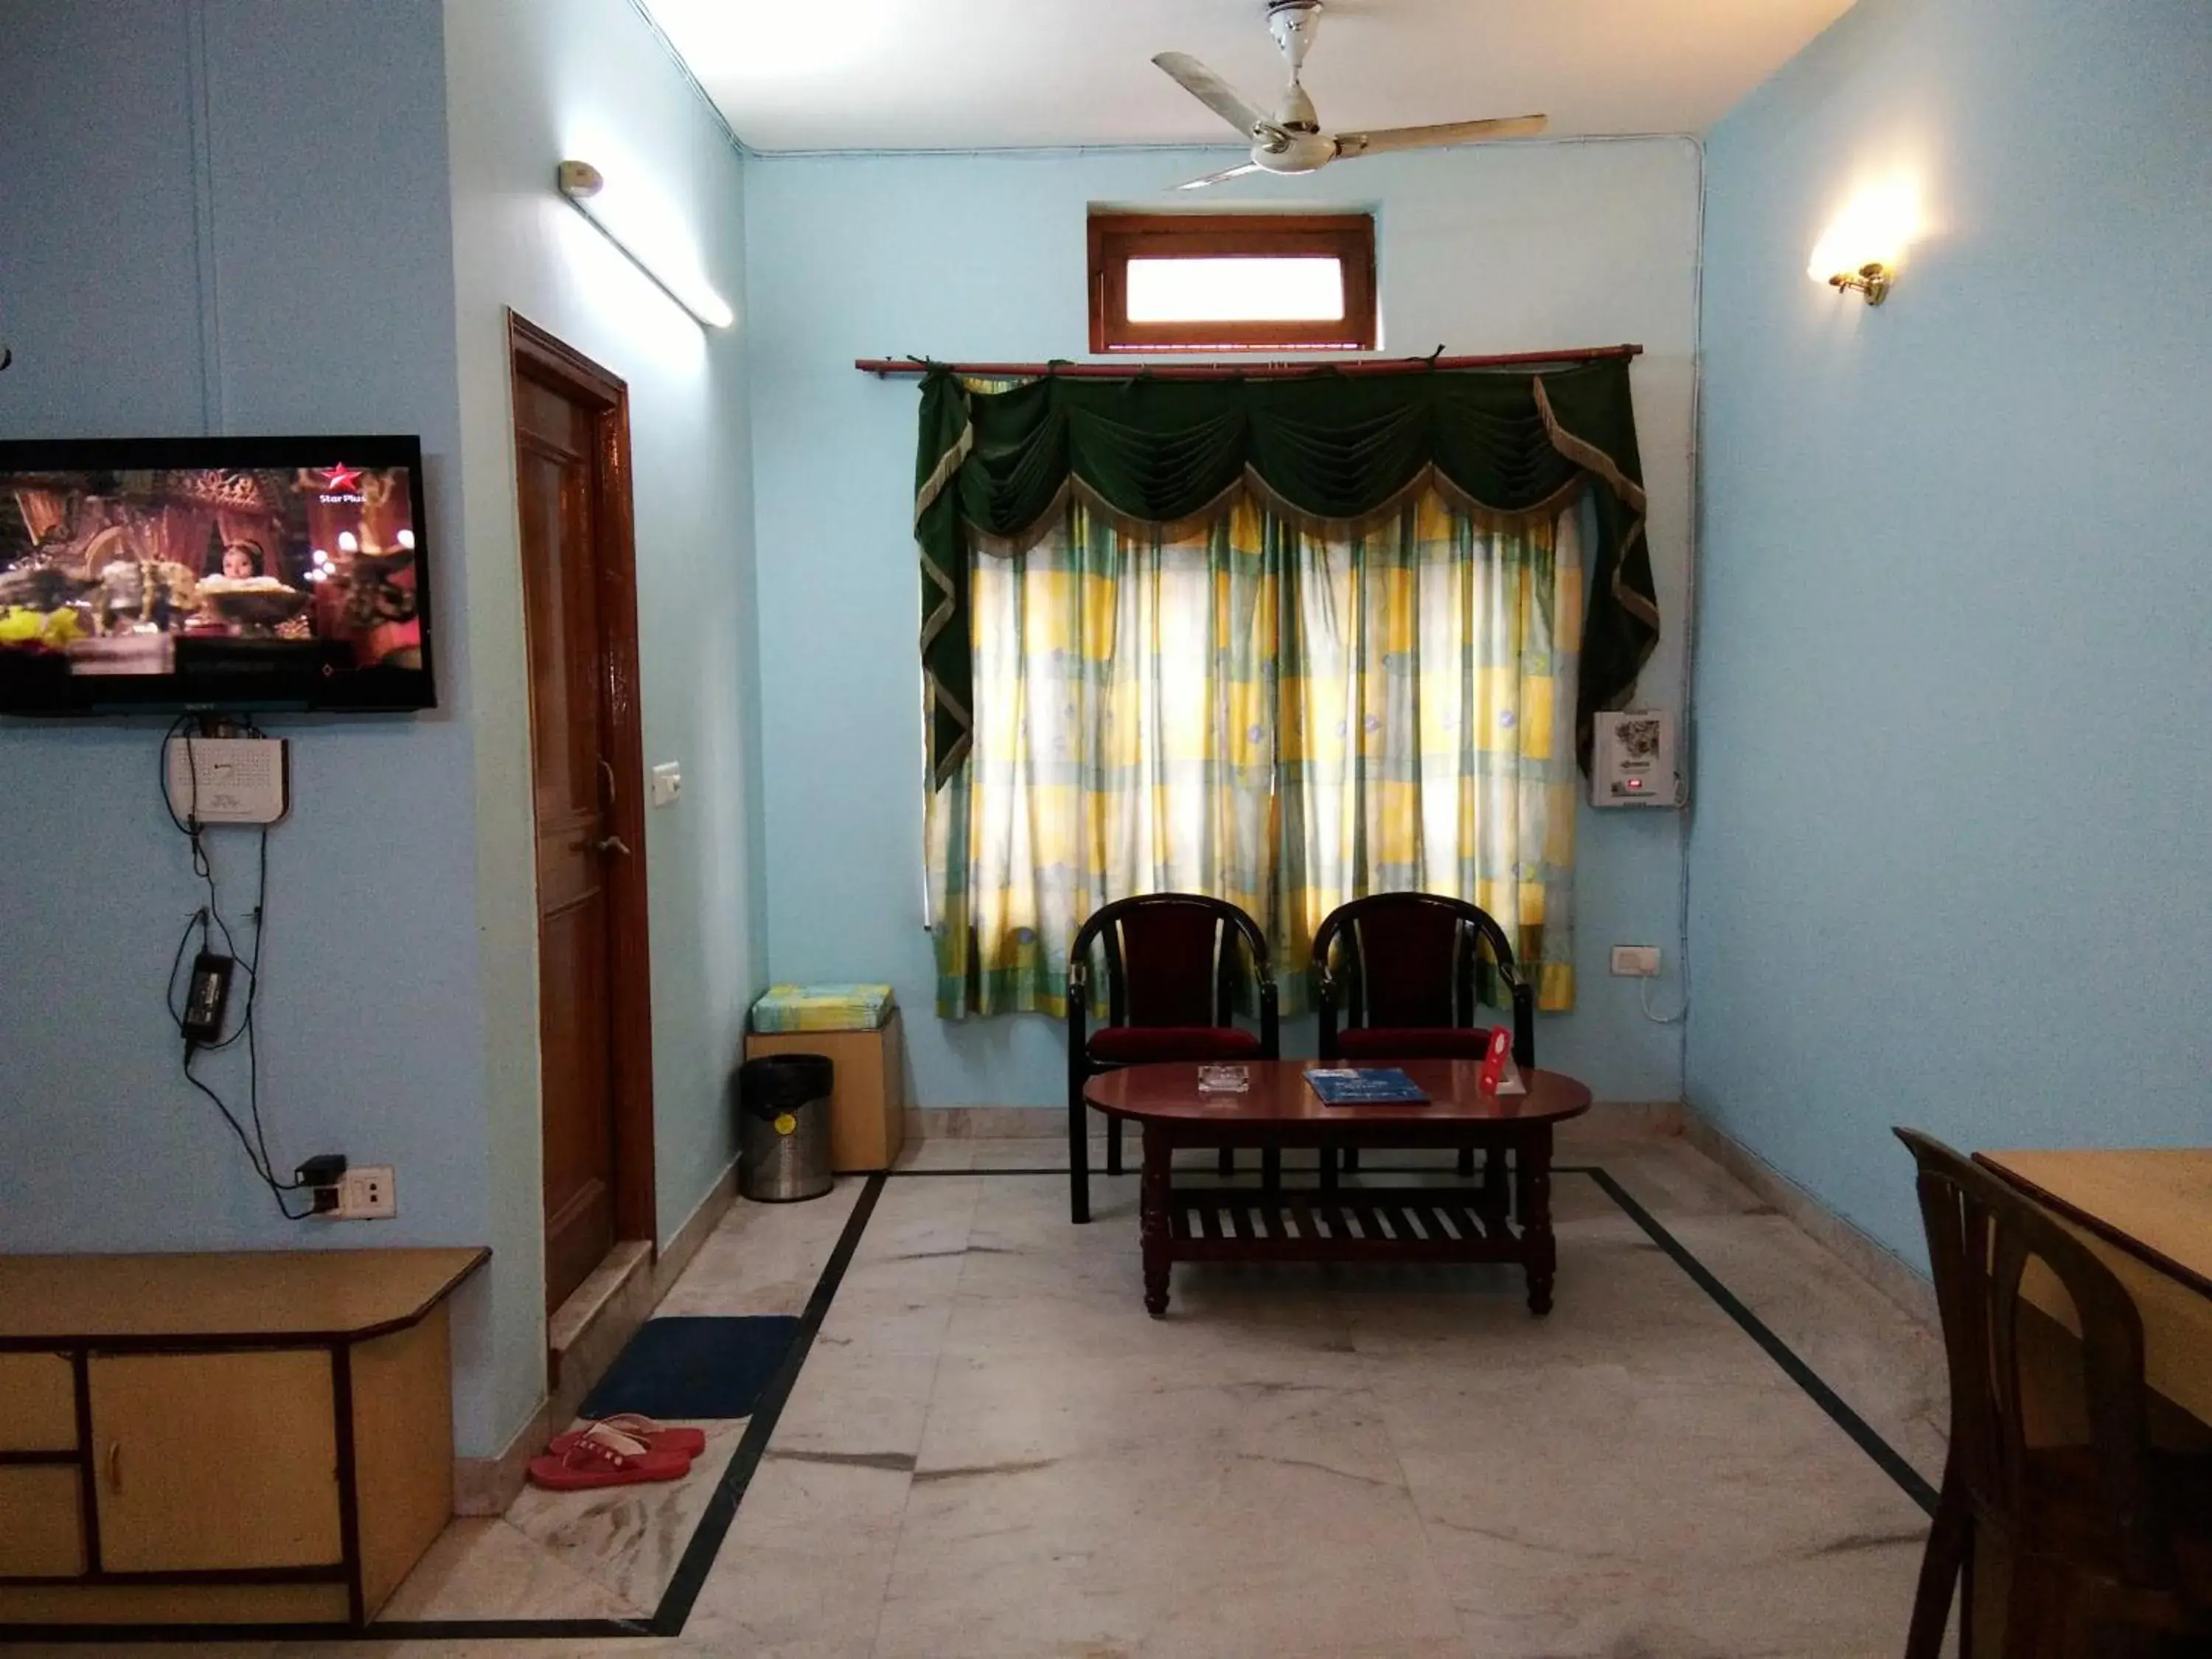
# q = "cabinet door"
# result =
<box><xmin>87</xmin><ymin>1350</ymin><xmax>343</xmax><ymax>1572</ymax></box>
<box><xmin>0</xmin><ymin>1354</ymin><xmax>77</xmax><ymax>1452</ymax></box>
<box><xmin>0</xmin><ymin>1467</ymin><xmax>86</xmax><ymax>1576</ymax></box>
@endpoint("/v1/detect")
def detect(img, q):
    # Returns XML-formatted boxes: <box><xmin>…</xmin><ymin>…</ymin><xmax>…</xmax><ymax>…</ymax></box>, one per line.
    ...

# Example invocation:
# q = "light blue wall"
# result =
<box><xmin>1689</xmin><ymin>0</ymin><xmax>2212</xmax><ymax>1265</ymax></box>
<box><xmin>0</xmin><ymin>0</ymin><xmax>766</xmax><ymax>1460</ymax></box>
<box><xmin>745</xmin><ymin>142</ymin><xmax>1703</xmax><ymax>1110</ymax></box>
<box><xmin>442</xmin><ymin>0</ymin><xmax>765</xmax><ymax>1449</ymax></box>
<box><xmin>0</xmin><ymin>0</ymin><xmax>499</xmax><ymax>1442</ymax></box>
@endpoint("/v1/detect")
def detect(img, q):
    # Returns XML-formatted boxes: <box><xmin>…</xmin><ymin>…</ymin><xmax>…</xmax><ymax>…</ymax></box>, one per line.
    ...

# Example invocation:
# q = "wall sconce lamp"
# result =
<box><xmin>1829</xmin><ymin>261</ymin><xmax>1894</xmax><ymax>305</ymax></box>
<box><xmin>1808</xmin><ymin>181</ymin><xmax>1920</xmax><ymax>310</ymax></box>
<box><xmin>556</xmin><ymin>159</ymin><xmax>734</xmax><ymax>330</ymax></box>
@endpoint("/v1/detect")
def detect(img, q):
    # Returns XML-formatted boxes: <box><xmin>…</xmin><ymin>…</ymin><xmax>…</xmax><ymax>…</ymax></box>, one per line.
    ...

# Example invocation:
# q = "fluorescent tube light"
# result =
<box><xmin>555</xmin><ymin>159</ymin><xmax>734</xmax><ymax>330</ymax></box>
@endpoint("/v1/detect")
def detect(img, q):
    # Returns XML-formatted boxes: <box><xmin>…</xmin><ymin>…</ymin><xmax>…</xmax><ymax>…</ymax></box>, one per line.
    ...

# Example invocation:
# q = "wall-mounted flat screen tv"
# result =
<box><xmin>0</xmin><ymin>434</ymin><xmax>434</xmax><ymax>713</ymax></box>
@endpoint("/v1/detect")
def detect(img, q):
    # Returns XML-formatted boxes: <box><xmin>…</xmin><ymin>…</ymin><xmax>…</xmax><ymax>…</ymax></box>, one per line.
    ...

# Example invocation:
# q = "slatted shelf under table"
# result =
<box><xmin>1165</xmin><ymin>1185</ymin><xmax>1517</xmax><ymax>1261</ymax></box>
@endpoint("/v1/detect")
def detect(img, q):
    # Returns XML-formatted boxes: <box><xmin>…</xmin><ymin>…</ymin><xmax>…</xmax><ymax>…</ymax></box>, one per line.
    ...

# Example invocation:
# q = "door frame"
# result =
<box><xmin>507</xmin><ymin>309</ymin><xmax>658</xmax><ymax>1273</ymax></box>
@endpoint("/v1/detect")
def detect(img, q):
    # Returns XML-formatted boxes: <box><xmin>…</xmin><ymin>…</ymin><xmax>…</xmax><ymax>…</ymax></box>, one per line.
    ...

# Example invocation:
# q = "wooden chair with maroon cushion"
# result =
<box><xmin>1066</xmin><ymin>894</ymin><xmax>1279</xmax><ymax>1225</ymax></box>
<box><xmin>1310</xmin><ymin>893</ymin><xmax>1535</xmax><ymax>1180</ymax></box>
<box><xmin>1895</xmin><ymin>1128</ymin><xmax>2212</xmax><ymax>1659</ymax></box>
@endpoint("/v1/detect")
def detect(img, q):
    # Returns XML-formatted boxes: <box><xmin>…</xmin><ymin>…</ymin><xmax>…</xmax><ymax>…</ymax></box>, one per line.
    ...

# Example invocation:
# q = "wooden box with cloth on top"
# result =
<box><xmin>744</xmin><ymin>984</ymin><xmax>905</xmax><ymax>1172</ymax></box>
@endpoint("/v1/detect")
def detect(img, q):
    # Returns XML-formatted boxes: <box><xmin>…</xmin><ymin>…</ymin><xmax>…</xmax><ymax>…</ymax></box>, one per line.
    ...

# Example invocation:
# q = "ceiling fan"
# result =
<box><xmin>1155</xmin><ymin>1</ymin><xmax>1547</xmax><ymax>191</ymax></box>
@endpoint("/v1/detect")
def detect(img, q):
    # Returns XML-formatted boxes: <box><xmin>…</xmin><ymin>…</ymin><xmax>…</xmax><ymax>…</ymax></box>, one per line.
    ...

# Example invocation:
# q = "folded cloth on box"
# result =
<box><xmin>751</xmin><ymin>983</ymin><xmax>897</xmax><ymax>1034</ymax></box>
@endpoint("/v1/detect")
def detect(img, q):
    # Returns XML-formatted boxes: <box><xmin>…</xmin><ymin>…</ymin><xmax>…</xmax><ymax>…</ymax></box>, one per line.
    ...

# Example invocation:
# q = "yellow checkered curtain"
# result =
<box><xmin>928</xmin><ymin>488</ymin><xmax>1583</xmax><ymax>1018</ymax></box>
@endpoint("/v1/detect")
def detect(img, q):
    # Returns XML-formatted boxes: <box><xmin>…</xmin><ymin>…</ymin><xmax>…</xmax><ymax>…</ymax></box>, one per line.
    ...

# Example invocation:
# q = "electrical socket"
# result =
<box><xmin>1610</xmin><ymin>945</ymin><xmax>1662</xmax><ymax>978</ymax></box>
<box><xmin>330</xmin><ymin>1166</ymin><xmax>396</xmax><ymax>1220</ymax></box>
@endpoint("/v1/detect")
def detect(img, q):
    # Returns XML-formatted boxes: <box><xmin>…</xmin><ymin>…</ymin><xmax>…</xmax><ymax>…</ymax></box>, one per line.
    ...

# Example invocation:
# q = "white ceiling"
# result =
<box><xmin>639</xmin><ymin>0</ymin><xmax>1858</xmax><ymax>153</ymax></box>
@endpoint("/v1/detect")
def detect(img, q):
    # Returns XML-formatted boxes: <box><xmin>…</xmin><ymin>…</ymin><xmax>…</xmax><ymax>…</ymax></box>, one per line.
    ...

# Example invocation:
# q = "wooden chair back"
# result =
<box><xmin>1308</xmin><ymin>892</ymin><xmax>1534</xmax><ymax>1064</ymax></box>
<box><xmin>1895</xmin><ymin>1127</ymin><xmax>2178</xmax><ymax>1592</ymax></box>
<box><xmin>1066</xmin><ymin>893</ymin><xmax>1278</xmax><ymax>1051</ymax></box>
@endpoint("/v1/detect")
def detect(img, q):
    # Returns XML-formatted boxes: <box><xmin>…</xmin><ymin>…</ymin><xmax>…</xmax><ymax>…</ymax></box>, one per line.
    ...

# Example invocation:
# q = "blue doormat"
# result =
<box><xmin>580</xmin><ymin>1315</ymin><xmax>803</xmax><ymax>1421</ymax></box>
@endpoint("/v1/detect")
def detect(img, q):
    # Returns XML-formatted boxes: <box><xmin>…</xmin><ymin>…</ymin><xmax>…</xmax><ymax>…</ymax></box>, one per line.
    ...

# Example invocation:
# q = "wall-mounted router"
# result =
<box><xmin>164</xmin><ymin>736</ymin><xmax>290</xmax><ymax>825</ymax></box>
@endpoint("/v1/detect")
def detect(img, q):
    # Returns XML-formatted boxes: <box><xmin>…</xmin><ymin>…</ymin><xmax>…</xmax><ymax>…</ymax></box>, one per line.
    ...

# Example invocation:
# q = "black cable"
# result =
<box><xmin>164</xmin><ymin>905</ymin><xmax>206</xmax><ymax>1029</ymax></box>
<box><xmin>184</xmin><ymin>1050</ymin><xmax>310</xmax><ymax>1221</ymax></box>
<box><xmin>234</xmin><ymin>824</ymin><xmax>282</xmax><ymax>1186</ymax></box>
<box><xmin>160</xmin><ymin>717</ymin><xmax>305</xmax><ymax>1219</ymax></box>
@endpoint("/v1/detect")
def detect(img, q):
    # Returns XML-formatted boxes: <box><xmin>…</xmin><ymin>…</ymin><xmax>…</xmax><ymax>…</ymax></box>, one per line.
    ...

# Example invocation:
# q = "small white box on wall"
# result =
<box><xmin>164</xmin><ymin>736</ymin><xmax>290</xmax><ymax>824</ymax></box>
<box><xmin>1590</xmin><ymin>711</ymin><xmax>1679</xmax><ymax>808</ymax></box>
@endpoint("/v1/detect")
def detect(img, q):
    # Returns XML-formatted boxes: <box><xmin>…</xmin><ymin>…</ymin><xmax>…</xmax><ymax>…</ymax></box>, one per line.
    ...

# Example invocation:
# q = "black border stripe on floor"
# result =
<box><xmin>1576</xmin><ymin>1164</ymin><xmax>1941</xmax><ymax>1517</ymax></box>
<box><xmin>4</xmin><ymin>1158</ymin><xmax>1937</xmax><ymax>1646</ymax></box>
<box><xmin>0</xmin><ymin>1173</ymin><xmax>888</xmax><ymax>1648</ymax></box>
<box><xmin>891</xmin><ymin>1160</ymin><xmax>1940</xmax><ymax>1518</ymax></box>
<box><xmin>891</xmin><ymin>1158</ymin><xmax>1938</xmax><ymax>1518</ymax></box>
<box><xmin>646</xmin><ymin>1169</ymin><xmax>885</xmax><ymax>1634</ymax></box>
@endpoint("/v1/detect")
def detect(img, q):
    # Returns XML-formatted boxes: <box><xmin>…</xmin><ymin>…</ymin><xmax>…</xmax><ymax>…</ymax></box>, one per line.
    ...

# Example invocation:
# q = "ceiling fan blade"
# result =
<box><xmin>1175</xmin><ymin>162</ymin><xmax>1265</xmax><ymax>192</ymax></box>
<box><xmin>1332</xmin><ymin>114</ymin><xmax>1548</xmax><ymax>159</ymax></box>
<box><xmin>1153</xmin><ymin>52</ymin><xmax>1270</xmax><ymax>139</ymax></box>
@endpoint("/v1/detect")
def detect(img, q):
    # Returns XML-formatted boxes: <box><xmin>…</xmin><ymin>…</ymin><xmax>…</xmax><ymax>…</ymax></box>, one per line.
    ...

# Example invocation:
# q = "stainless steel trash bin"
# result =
<box><xmin>738</xmin><ymin>1053</ymin><xmax>835</xmax><ymax>1202</ymax></box>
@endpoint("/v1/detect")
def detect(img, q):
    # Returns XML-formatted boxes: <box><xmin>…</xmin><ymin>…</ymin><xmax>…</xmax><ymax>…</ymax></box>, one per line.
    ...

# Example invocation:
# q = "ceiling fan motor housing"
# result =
<box><xmin>1254</xmin><ymin>132</ymin><xmax>1337</xmax><ymax>174</ymax></box>
<box><xmin>1273</xmin><ymin>81</ymin><xmax>1320</xmax><ymax>134</ymax></box>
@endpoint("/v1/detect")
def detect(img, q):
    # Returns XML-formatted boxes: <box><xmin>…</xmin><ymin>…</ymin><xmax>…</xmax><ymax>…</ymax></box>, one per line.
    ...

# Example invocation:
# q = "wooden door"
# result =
<box><xmin>510</xmin><ymin>316</ymin><xmax>656</xmax><ymax>1318</ymax></box>
<box><xmin>87</xmin><ymin>1351</ymin><xmax>341</xmax><ymax>1571</ymax></box>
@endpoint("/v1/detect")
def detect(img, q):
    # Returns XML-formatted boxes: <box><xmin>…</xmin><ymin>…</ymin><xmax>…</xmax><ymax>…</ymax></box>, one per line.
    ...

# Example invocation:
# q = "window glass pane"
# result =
<box><xmin>1124</xmin><ymin>257</ymin><xmax>1346</xmax><ymax>323</ymax></box>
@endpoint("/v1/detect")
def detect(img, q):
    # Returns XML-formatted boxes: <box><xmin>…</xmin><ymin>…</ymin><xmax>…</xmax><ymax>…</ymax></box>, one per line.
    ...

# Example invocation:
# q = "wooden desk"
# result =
<box><xmin>0</xmin><ymin>1247</ymin><xmax>487</xmax><ymax>1631</ymax></box>
<box><xmin>1977</xmin><ymin>1150</ymin><xmax>2212</xmax><ymax>1425</ymax></box>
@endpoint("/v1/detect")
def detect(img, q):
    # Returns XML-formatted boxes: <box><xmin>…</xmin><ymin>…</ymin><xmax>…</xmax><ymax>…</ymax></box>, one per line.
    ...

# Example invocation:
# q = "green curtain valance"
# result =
<box><xmin>914</xmin><ymin>358</ymin><xmax>1658</xmax><ymax>788</ymax></box>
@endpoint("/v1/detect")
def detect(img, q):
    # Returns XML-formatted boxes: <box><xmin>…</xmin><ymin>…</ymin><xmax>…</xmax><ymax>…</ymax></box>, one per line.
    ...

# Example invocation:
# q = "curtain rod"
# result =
<box><xmin>855</xmin><ymin>344</ymin><xmax>1643</xmax><ymax>380</ymax></box>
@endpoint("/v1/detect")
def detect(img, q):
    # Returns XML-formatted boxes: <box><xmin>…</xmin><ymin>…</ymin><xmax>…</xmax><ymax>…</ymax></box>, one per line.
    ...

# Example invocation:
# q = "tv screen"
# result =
<box><xmin>0</xmin><ymin>434</ymin><xmax>435</xmax><ymax>713</ymax></box>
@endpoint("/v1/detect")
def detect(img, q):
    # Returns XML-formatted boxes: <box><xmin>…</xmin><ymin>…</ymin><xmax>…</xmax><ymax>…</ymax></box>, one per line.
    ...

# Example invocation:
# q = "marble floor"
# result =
<box><xmin>20</xmin><ymin>1127</ymin><xmax>1955</xmax><ymax>1658</ymax></box>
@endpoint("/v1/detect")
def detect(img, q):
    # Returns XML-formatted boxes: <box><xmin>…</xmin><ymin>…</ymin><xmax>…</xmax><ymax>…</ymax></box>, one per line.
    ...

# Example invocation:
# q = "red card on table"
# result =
<box><xmin>1478</xmin><ymin>1026</ymin><xmax>1512</xmax><ymax>1093</ymax></box>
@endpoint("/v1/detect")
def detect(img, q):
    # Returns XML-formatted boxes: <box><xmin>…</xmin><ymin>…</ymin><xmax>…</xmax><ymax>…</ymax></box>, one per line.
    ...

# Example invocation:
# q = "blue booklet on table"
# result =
<box><xmin>1305</xmin><ymin>1067</ymin><xmax>1429</xmax><ymax>1105</ymax></box>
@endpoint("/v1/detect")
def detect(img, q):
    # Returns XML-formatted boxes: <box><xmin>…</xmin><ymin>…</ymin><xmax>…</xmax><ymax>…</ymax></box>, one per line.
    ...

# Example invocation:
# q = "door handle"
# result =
<box><xmin>591</xmin><ymin>835</ymin><xmax>632</xmax><ymax>858</ymax></box>
<box><xmin>107</xmin><ymin>1441</ymin><xmax>122</xmax><ymax>1493</ymax></box>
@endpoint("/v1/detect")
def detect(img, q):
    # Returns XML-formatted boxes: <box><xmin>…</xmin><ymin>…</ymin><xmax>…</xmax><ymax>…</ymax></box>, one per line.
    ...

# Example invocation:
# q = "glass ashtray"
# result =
<box><xmin>1196</xmin><ymin>1064</ymin><xmax>1251</xmax><ymax>1093</ymax></box>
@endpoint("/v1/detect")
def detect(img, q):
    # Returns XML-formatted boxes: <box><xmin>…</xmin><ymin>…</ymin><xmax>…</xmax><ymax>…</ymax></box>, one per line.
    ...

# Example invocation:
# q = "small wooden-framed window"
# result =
<box><xmin>1088</xmin><ymin>212</ymin><xmax>1377</xmax><ymax>353</ymax></box>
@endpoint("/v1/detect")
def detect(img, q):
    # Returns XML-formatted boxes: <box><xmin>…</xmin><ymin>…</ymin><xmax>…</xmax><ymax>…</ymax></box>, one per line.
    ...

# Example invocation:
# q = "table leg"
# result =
<box><xmin>1141</xmin><ymin>1124</ymin><xmax>1172</xmax><ymax>1318</ymax></box>
<box><xmin>1481</xmin><ymin>1144</ymin><xmax>1509</xmax><ymax>1231</ymax></box>
<box><xmin>1516</xmin><ymin>1124</ymin><xmax>1557</xmax><ymax>1315</ymax></box>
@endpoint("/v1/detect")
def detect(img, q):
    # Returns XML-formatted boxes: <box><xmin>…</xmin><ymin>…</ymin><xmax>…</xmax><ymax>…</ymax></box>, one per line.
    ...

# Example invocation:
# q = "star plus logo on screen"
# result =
<box><xmin>317</xmin><ymin>462</ymin><xmax>364</xmax><ymax>505</ymax></box>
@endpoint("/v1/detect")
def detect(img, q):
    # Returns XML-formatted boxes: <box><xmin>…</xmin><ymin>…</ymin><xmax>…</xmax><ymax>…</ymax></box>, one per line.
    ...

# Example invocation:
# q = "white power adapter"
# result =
<box><xmin>164</xmin><ymin>736</ymin><xmax>290</xmax><ymax>825</ymax></box>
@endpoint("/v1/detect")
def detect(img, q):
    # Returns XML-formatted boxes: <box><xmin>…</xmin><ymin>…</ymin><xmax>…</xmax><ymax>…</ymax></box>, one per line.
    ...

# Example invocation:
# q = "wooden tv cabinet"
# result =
<box><xmin>0</xmin><ymin>1246</ymin><xmax>487</xmax><ymax>1632</ymax></box>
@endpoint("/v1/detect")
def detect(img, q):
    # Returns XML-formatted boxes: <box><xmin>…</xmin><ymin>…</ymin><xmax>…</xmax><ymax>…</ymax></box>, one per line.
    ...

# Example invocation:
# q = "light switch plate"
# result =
<box><xmin>650</xmin><ymin>762</ymin><xmax>682</xmax><ymax>807</ymax></box>
<box><xmin>1610</xmin><ymin>945</ymin><xmax>1661</xmax><ymax>978</ymax></box>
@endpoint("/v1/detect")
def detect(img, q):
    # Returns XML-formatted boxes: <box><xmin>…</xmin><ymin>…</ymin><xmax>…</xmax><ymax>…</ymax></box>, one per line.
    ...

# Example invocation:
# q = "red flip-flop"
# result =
<box><xmin>526</xmin><ymin>1422</ymin><xmax>693</xmax><ymax>1490</ymax></box>
<box><xmin>547</xmin><ymin>1413</ymin><xmax>707</xmax><ymax>1460</ymax></box>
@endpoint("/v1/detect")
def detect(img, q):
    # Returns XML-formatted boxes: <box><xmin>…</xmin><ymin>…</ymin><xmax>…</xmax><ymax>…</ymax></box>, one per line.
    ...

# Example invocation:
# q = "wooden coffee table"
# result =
<box><xmin>1085</xmin><ymin>1059</ymin><xmax>1593</xmax><ymax>1318</ymax></box>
